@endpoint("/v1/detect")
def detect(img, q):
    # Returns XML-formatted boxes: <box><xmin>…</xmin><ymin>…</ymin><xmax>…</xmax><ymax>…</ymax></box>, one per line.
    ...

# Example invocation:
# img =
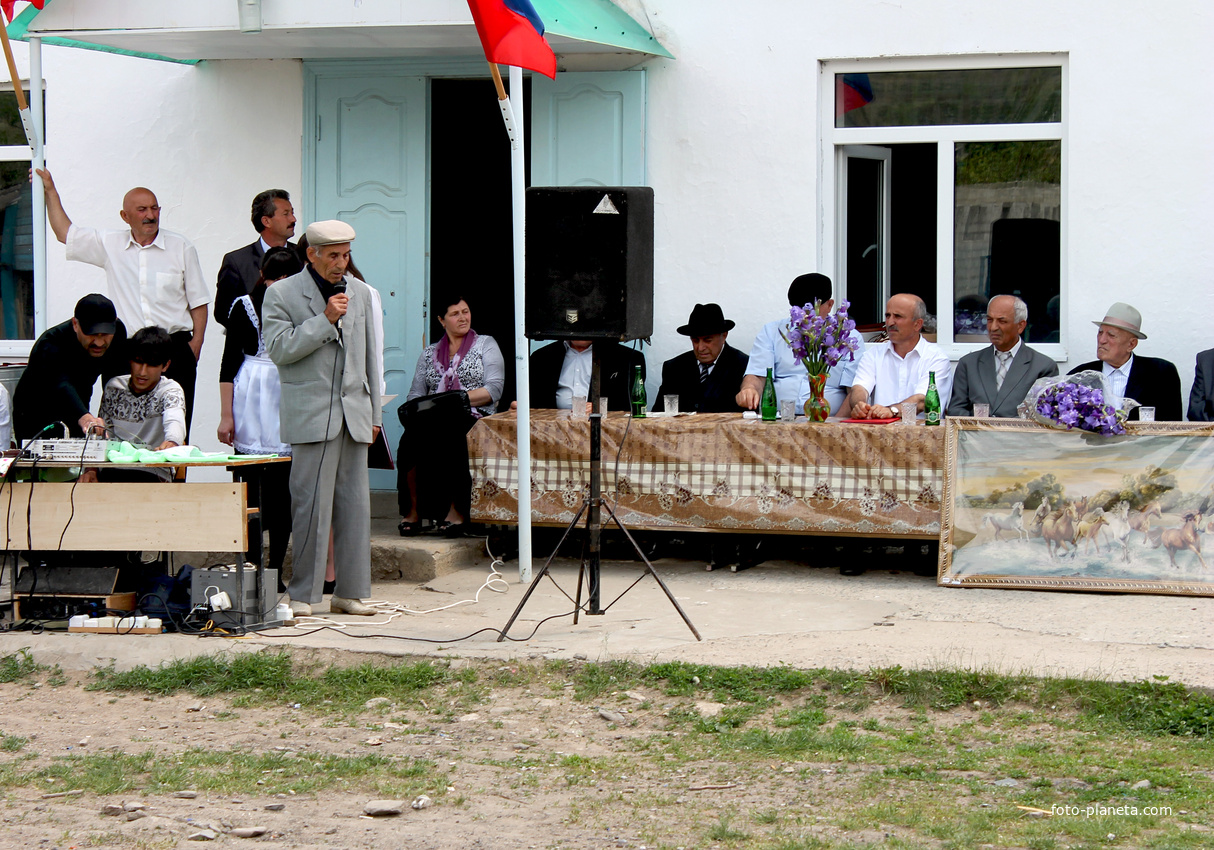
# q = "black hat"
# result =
<box><xmin>74</xmin><ymin>293</ymin><xmax>118</xmax><ymax>335</ymax></box>
<box><xmin>677</xmin><ymin>303</ymin><xmax>735</xmax><ymax>336</ymax></box>
<box><xmin>787</xmin><ymin>272</ymin><xmax>832</xmax><ymax>307</ymax></box>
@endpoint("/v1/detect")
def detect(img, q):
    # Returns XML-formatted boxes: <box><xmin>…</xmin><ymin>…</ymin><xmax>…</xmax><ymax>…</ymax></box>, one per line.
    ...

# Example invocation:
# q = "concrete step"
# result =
<box><xmin>369</xmin><ymin>518</ymin><xmax>488</xmax><ymax>582</ymax></box>
<box><xmin>181</xmin><ymin>518</ymin><xmax>493</xmax><ymax>584</ymax></box>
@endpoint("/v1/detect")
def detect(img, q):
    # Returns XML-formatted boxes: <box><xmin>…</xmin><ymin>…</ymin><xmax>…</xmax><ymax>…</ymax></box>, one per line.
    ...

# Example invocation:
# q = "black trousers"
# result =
<box><xmin>396</xmin><ymin>408</ymin><xmax>474</xmax><ymax>521</ymax></box>
<box><xmin>165</xmin><ymin>331</ymin><xmax>198</xmax><ymax>437</ymax></box>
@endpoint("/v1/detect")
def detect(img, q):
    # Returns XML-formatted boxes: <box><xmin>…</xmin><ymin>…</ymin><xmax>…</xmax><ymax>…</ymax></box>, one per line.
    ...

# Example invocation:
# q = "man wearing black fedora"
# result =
<box><xmin>1068</xmin><ymin>302</ymin><xmax>1181</xmax><ymax>421</ymax></box>
<box><xmin>653</xmin><ymin>303</ymin><xmax>749</xmax><ymax>413</ymax></box>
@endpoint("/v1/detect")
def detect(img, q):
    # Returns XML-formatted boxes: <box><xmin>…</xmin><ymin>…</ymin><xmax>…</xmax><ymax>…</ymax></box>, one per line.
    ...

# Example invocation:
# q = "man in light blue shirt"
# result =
<box><xmin>736</xmin><ymin>273</ymin><xmax>865</xmax><ymax>415</ymax></box>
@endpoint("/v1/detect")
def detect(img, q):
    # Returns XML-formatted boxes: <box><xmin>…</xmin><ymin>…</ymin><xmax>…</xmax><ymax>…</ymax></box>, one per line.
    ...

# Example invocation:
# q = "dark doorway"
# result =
<box><xmin>889</xmin><ymin>143</ymin><xmax>938</xmax><ymax>318</ymax></box>
<box><xmin>429</xmin><ymin>78</ymin><xmax>531</xmax><ymax>408</ymax></box>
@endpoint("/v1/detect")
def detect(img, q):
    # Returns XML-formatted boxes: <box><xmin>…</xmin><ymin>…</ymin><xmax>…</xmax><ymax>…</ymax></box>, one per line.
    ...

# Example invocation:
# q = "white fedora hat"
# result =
<box><xmin>1093</xmin><ymin>302</ymin><xmax>1146</xmax><ymax>340</ymax></box>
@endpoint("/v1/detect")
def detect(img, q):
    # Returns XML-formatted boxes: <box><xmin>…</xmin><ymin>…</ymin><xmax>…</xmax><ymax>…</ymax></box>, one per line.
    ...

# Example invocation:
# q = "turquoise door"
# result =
<box><xmin>531</xmin><ymin>71</ymin><xmax>647</xmax><ymax>186</ymax></box>
<box><xmin>311</xmin><ymin>73</ymin><xmax>427</xmax><ymax>489</ymax></box>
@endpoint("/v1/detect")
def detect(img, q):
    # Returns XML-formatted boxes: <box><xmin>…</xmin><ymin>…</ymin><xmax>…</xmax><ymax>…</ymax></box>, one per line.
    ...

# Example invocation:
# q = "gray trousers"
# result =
<box><xmin>288</xmin><ymin>422</ymin><xmax>371</xmax><ymax>604</ymax></box>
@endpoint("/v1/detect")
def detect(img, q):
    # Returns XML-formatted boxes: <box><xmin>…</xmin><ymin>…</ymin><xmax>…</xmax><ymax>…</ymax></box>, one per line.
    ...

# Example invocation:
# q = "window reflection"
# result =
<box><xmin>0</xmin><ymin>89</ymin><xmax>34</xmax><ymax>341</ymax></box>
<box><xmin>837</xmin><ymin>67</ymin><xmax>1062</xmax><ymax>128</ymax></box>
<box><xmin>953</xmin><ymin>141</ymin><xmax>1061</xmax><ymax>344</ymax></box>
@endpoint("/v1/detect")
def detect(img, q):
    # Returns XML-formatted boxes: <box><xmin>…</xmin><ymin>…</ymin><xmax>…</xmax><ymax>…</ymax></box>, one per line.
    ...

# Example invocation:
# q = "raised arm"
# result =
<box><xmin>35</xmin><ymin>168</ymin><xmax>72</xmax><ymax>244</ymax></box>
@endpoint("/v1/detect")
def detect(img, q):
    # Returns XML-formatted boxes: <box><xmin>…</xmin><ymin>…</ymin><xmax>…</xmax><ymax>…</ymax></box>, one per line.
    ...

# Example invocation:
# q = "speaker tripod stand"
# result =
<box><xmin>498</xmin><ymin>349</ymin><xmax>702</xmax><ymax>642</ymax></box>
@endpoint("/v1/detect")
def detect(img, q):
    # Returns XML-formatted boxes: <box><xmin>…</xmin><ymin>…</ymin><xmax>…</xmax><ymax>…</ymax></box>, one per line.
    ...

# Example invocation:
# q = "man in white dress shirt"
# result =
<box><xmin>37</xmin><ymin>168</ymin><xmax>209</xmax><ymax>434</ymax></box>
<box><xmin>847</xmin><ymin>293</ymin><xmax>951</xmax><ymax>420</ymax></box>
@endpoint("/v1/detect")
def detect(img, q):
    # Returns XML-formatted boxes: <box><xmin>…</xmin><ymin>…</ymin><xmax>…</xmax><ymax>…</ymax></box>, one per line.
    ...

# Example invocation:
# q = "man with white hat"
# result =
<box><xmin>263</xmin><ymin>220</ymin><xmax>382</xmax><ymax>617</ymax></box>
<box><xmin>1068</xmin><ymin>302</ymin><xmax>1181</xmax><ymax>421</ymax></box>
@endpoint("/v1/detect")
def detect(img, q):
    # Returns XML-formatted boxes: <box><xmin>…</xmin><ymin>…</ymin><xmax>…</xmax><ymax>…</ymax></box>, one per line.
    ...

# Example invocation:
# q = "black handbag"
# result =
<box><xmin>398</xmin><ymin>390</ymin><xmax>473</xmax><ymax>432</ymax></box>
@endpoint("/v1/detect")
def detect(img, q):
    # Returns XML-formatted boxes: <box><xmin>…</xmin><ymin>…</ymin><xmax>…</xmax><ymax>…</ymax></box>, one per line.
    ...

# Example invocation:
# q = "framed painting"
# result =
<box><xmin>939</xmin><ymin>417</ymin><xmax>1214</xmax><ymax>596</ymax></box>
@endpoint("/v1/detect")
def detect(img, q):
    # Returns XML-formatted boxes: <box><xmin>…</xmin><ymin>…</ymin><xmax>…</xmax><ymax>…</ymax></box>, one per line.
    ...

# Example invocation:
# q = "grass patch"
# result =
<box><xmin>0</xmin><ymin>749</ymin><xmax>445</xmax><ymax>797</ymax></box>
<box><xmin>0</xmin><ymin>648</ymin><xmax>42</xmax><ymax>683</ymax></box>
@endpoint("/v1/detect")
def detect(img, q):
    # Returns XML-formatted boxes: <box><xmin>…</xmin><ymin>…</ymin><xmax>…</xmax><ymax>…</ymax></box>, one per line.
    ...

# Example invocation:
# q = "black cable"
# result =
<box><xmin>56</xmin><ymin>428</ymin><xmax>97</xmax><ymax>550</ymax></box>
<box><xmin>288</xmin><ymin>311</ymin><xmax>344</xmax><ymax>596</ymax></box>
<box><xmin>254</xmin><ymin>608</ymin><xmax>579</xmax><ymax>644</ymax></box>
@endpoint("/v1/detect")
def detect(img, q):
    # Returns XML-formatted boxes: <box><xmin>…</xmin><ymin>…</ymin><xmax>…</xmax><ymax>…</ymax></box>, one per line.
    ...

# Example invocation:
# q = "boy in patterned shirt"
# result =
<box><xmin>98</xmin><ymin>326</ymin><xmax>187</xmax><ymax>481</ymax></box>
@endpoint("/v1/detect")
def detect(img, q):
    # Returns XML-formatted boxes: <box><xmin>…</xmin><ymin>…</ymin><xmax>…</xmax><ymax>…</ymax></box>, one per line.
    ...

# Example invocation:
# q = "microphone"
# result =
<box><xmin>332</xmin><ymin>280</ymin><xmax>346</xmax><ymax>339</ymax></box>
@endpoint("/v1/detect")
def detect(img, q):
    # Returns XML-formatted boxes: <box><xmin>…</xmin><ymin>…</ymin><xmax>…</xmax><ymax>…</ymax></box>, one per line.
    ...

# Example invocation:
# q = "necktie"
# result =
<box><xmin>995</xmin><ymin>350</ymin><xmax>1012</xmax><ymax>390</ymax></box>
<box><xmin>700</xmin><ymin>363</ymin><xmax>711</xmax><ymax>383</ymax></box>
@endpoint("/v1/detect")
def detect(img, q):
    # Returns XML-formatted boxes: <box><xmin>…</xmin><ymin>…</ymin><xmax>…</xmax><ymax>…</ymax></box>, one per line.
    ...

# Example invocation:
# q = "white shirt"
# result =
<box><xmin>0</xmin><ymin>382</ymin><xmax>11</xmax><ymax>450</ymax></box>
<box><xmin>852</xmin><ymin>335</ymin><xmax>953</xmax><ymax>411</ymax></box>
<box><xmin>1102</xmin><ymin>355</ymin><xmax>1134</xmax><ymax>408</ymax></box>
<box><xmin>555</xmin><ymin>342</ymin><xmax>594</xmax><ymax>410</ymax></box>
<box><xmin>747</xmin><ymin>317</ymin><xmax>866</xmax><ymax>413</ymax></box>
<box><xmin>66</xmin><ymin>224</ymin><xmax>209</xmax><ymax>335</ymax></box>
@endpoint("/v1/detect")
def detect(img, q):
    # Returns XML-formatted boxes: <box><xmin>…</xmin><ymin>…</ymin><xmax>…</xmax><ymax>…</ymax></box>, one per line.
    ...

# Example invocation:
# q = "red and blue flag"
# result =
<box><xmin>836</xmin><ymin>73</ymin><xmax>874</xmax><ymax>116</ymax></box>
<box><xmin>2</xmin><ymin>1</ymin><xmax>45</xmax><ymax>23</ymax></box>
<box><xmin>465</xmin><ymin>0</ymin><xmax>557</xmax><ymax>79</ymax></box>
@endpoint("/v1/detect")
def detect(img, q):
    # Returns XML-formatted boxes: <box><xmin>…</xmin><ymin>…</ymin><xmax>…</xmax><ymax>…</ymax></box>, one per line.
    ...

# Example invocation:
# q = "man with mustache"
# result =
<box><xmin>36</xmin><ymin>168</ymin><xmax>209</xmax><ymax>435</ymax></box>
<box><xmin>846</xmin><ymin>293</ymin><xmax>952</xmax><ymax>420</ymax></box>
<box><xmin>214</xmin><ymin>189</ymin><xmax>297</xmax><ymax>329</ymax></box>
<box><xmin>13</xmin><ymin>293</ymin><xmax>128</xmax><ymax>441</ymax></box>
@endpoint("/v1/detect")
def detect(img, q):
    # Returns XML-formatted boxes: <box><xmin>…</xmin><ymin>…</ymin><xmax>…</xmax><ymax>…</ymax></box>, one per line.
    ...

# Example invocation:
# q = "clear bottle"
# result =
<box><xmin>760</xmin><ymin>368</ymin><xmax>778</xmax><ymax>421</ymax></box>
<box><xmin>629</xmin><ymin>364</ymin><xmax>647</xmax><ymax>418</ymax></box>
<box><xmin>924</xmin><ymin>371</ymin><xmax>941</xmax><ymax>426</ymax></box>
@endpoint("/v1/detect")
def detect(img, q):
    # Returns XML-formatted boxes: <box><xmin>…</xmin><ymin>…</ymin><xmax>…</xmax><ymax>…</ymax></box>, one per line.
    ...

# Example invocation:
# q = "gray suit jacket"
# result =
<box><xmin>947</xmin><ymin>343</ymin><xmax>1058</xmax><ymax>418</ymax></box>
<box><xmin>263</xmin><ymin>269</ymin><xmax>382</xmax><ymax>445</ymax></box>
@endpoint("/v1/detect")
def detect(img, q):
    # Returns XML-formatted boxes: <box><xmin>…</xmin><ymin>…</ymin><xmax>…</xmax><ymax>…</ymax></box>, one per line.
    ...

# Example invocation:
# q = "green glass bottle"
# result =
<box><xmin>760</xmin><ymin>368</ymin><xmax>778</xmax><ymax>421</ymax></box>
<box><xmin>630</xmin><ymin>364</ymin><xmax>647</xmax><ymax>418</ymax></box>
<box><xmin>924</xmin><ymin>371</ymin><xmax>941</xmax><ymax>426</ymax></box>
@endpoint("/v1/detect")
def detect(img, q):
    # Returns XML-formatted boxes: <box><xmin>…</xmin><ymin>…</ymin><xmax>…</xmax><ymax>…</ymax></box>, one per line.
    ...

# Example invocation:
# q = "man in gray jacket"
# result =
<box><xmin>947</xmin><ymin>294</ymin><xmax>1058</xmax><ymax>418</ymax></box>
<box><xmin>263</xmin><ymin>220</ymin><xmax>382</xmax><ymax>617</ymax></box>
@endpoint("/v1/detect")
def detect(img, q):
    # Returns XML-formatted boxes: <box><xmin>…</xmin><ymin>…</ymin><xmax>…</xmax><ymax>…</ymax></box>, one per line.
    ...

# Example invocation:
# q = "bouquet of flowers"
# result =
<box><xmin>781</xmin><ymin>299</ymin><xmax>860</xmax><ymax>377</ymax></box>
<box><xmin>1020</xmin><ymin>371</ymin><xmax>1136</xmax><ymax>436</ymax></box>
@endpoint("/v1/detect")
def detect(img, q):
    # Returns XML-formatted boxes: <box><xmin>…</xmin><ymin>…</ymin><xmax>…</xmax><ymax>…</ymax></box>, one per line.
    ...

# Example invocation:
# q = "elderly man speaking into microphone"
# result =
<box><xmin>263</xmin><ymin>221</ymin><xmax>382</xmax><ymax>617</ymax></box>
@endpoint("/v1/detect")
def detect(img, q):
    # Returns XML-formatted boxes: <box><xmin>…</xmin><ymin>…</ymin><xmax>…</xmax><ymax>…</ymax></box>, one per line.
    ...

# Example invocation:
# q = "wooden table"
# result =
<box><xmin>467</xmin><ymin>411</ymin><xmax>945</xmax><ymax>538</ymax></box>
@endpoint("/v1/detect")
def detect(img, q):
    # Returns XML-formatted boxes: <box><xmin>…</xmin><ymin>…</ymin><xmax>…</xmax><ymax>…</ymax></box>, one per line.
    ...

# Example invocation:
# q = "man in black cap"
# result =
<box><xmin>14</xmin><ymin>294</ymin><xmax>128</xmax><ymax>442</ymax></box>
<box><xmin>736</xmin><ymin>273</ymin><xmax>866</xmax><ymax>415</ymax></box>
<box><xmin>653</xmin><ymin>303</ymin><xmax>748</xmax><ymax>413</ymax></box>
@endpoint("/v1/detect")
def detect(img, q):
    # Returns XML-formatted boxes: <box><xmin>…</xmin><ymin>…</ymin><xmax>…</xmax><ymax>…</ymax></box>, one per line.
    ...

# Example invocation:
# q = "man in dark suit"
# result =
<box><xmin>527</xmin><ymin>339</ymin><xmax>645</xmax><ymax>412</ymax></box>
<box><xmin>947</xmin><ymin>295</ymin><xmax>1057</xmax><ymax>417</ymax></box>
<box><xmin>653</xmin><ymin>303</ymin><xmax>748</xmax><ymax>413</ymax></box>
<box><xmin>1068</xmin><ymin>302</ymin><xmax>1182</xmax><ymax>421</ymax></box>
<box><xmin>214</xmin><ymin>189</ymin><xmax>296</xmax><ymax>327</ymax></box>
<box><xmin>1187</xmin><ymin>348</ymin><xmax>1214</xmax><ymax>421</ymax></box>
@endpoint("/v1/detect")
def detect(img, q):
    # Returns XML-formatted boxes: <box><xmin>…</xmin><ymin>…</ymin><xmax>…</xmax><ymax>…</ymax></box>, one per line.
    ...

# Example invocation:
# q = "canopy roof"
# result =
<box><xmin>7</xmin><ymin>0</ymin><xmax>673</xmax><ymax>69</ymax></box>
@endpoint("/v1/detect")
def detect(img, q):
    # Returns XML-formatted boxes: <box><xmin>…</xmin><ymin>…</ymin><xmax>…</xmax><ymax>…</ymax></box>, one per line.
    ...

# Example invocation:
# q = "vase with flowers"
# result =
<box><xmin>781</xmin><ymin>299</ymin><xmax>860</xmax><ymax>422</ymax></box>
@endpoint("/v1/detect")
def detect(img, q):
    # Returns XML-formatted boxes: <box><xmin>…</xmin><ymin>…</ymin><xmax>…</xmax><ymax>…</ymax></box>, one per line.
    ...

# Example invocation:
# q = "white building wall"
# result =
<box><xmin>21</xmin><ymin>0</ymin><xmax>1214</xmax><ymax>447</ymax></box>
<box><xmin>31</xmin><ymin>45</ymin><xmax>303</xmax><ymax>472</ymax></box>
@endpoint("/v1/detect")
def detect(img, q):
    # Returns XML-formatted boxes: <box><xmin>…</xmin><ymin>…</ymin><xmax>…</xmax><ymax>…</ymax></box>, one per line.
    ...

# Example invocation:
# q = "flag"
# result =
<box><xmin>465</xmin><ymin>0</ymin><xmax>557</xmax><ymax>79</ymax></box>
<box><xmin>836</xmin><ymin>73</ymin><xmax>874</xmax><ymax>117</ymax></box>
<box><xmin>2</xmin><ymin>1</ymin><xmax>44</xmax><ymax>24</ymax></box>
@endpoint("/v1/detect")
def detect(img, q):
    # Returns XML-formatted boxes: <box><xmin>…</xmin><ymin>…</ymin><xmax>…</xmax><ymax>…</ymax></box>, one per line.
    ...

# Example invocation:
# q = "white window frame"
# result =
<box><xmin>819</xmin><ymin>53</ymin><xmax>1068</xmax><ymax>361</ymax></box>
<box><xmin>0</xmin><ymin>75</ymin><xmax>44</xmax><ymax>358</ymax></box>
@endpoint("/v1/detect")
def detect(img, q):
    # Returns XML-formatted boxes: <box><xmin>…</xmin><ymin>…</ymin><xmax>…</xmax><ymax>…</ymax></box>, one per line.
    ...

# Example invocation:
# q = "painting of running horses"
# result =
<box><xmin>939</xmin><ymin>418</ymin><xmax>1214</xmax><ymax>596</ymax></box>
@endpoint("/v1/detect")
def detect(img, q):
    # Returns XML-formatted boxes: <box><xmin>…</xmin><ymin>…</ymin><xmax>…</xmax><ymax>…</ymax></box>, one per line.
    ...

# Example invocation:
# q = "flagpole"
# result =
<box><xmin>490</xmin><ymin>62</ymin><xmax>533</xmax><ymax>583</ymax></box>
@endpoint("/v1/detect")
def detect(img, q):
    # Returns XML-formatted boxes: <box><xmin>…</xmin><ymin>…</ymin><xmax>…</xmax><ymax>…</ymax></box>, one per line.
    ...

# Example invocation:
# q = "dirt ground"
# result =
<box><xmin>3</xmin><ymin>556</ymin><xmax>1212</xmax><ymax>848</ymax></box>
<box><xmin>0</xmin><ymin>655</ymin><xmax>921</xmax><ymax>850</ymax></box>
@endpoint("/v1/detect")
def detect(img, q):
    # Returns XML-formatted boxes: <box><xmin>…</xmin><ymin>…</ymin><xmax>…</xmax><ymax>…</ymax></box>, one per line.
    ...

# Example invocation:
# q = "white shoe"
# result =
<box><xmin>288</xmin><ymin>599</ymin><xmax>312</xmax><ymax>617</ymax></box>
<box><xmin>330</xmin><ymin>596</ymin><xmax>375</xmax><ymax>616</ymax></box>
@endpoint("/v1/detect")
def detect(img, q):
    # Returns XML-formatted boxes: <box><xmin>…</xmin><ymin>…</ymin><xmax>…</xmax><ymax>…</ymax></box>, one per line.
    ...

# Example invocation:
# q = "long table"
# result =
<box><xmin>467</xmin><ymin>411</ymin><xmax>945</xmax><ymax>538</ymax></box>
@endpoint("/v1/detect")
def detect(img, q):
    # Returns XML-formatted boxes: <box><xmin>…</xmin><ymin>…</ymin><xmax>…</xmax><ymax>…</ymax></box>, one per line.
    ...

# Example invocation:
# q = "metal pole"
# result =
<box><xmin>509</xmin><ymin>64</ymin><xmax>533</xmax><ymax>583</ymax></box>
<box><xmin>29</xmin><ymin>36</ymin><xmax>46</xmax><ymax>335</ymax></box>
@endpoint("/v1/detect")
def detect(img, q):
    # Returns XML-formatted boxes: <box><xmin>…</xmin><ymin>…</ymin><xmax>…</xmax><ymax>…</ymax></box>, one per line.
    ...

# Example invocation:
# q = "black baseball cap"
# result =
<box><xmin>74</xmin><ymin>293</ymin><xmax>118</xmax><ymax>335</ymax></box>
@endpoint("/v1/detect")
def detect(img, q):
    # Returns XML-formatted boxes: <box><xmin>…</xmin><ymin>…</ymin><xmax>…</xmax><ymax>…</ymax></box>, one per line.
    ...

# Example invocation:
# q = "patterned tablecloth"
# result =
<box><xmin>467</xmin><ymin>411</ymin><xmax>945</xmax><ymax>538</ymax></box>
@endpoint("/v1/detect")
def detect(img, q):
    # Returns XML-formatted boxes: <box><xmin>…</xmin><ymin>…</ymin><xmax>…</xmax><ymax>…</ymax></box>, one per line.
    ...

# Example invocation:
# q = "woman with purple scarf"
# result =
<box><xmin>397</xmin><ymin>295</ymin><xmax>504</xmax><ymax>536</ymax></box>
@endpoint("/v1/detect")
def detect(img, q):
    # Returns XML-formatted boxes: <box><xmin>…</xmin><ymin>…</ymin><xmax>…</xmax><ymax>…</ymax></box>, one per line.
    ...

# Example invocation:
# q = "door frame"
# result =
<box><xmin>836</xmin><ymin>144</ymin><xmax>891</xmax><ymax>325</ymax></box>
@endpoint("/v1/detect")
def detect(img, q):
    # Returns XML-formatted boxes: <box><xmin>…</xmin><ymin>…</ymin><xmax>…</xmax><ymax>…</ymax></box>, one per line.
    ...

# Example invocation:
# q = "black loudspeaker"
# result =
<box><xmin>525</xmin><ymin>186</ymin><xmax>654</xmax><ymax>341</ymax></box>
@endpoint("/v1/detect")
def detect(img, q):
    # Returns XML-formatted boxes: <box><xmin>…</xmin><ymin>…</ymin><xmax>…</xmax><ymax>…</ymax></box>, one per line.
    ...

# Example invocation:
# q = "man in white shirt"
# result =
<box><xmin>847</xmin><ymin>293</ymin><xmax>951</xmax><ymax>420</ymax></box>
<box><xmin>37</xmin><ymin>168</ymin><xmax>209</xmax><ymax>434</ymax></box>
<box><xmin>737</xmin><ymin>273</ymin><xmax>865</xmax><ymax>415</ymax></box>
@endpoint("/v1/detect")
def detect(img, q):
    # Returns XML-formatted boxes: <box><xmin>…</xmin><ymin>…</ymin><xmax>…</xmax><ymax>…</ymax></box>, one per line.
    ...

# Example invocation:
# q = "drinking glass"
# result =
<box><xmin>664</xmin><ymin>394</ymin><xmax>679</xmax><ymax>415</ymax></box>
<box><xmin>899</xmin><ymin>401</ymin><xmax>918</xmax><ymax>424</ymax></box>
<box><xmin>972</xmin><ymin>403</ymin><xmax>990</xmax><ymax>418</ymax></box>
<box><xmin>1138</xmin><ymin>407</ymin><xmax>1155</xmax><ymax>422</ymax></box>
